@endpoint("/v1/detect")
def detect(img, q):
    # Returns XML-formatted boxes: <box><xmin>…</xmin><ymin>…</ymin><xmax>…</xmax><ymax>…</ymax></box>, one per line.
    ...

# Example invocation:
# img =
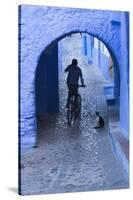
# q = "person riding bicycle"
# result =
<box><xmin>65</xmin><ymin>59</ymin><xmax>85</xmax><ymax>108</ymax></box>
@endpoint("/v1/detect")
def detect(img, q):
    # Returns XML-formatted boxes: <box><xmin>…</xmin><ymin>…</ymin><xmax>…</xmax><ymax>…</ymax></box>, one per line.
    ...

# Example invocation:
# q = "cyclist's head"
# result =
<box><xmin>96</xmin><ymin>112</ymin><xmax>99</xmax><ymax>116</ymax></box>
<box><xmin>72</xmin><ymin>59</ymin><xmax>78</xmax><ymax>66</ymax></box>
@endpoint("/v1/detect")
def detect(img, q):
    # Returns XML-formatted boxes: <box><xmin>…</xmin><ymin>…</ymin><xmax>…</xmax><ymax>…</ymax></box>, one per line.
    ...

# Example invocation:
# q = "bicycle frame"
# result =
<box><xmin>67</xmin><ymin>93</ymin><xmax>81</xmax><ymax>126</ymax></box>
<box><xmin>66</xmin><ymin>85</ymin><xmax>85</xmax><ymax>126</ymax></box>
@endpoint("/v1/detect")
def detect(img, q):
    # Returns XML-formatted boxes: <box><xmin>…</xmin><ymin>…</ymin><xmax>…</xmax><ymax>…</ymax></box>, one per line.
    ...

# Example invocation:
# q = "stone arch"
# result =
<box><xmin>35</xmin><ymin>30</ymin><xmax>120</xmax><ymax>115</ymax></box>
<box><xmin>20</xmin><ymin>6</ymin><xmax>122</xmax><ymax>148</ymax></box>
<box><xmin>35</xmin><ymin>28</ymin><xmax>121</xmax><ymax>84</ymax></box>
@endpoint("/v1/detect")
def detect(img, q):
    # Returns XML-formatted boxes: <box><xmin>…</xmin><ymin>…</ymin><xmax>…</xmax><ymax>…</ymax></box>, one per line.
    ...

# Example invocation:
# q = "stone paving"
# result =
<box><xmin>20</xmin><ymin>34</ymin><xmax>128</xmax><ymax>195</ymax></box>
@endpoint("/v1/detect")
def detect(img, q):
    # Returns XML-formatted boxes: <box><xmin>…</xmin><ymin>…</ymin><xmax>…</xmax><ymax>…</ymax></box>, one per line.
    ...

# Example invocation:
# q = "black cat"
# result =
<box><xmin>94</xmin><ymin>112</ymin><xmax>104</xmax><ymax>129</ymax></box>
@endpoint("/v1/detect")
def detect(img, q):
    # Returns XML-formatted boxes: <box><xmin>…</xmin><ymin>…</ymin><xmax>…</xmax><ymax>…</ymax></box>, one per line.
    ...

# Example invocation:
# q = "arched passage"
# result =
<box><xmin>35</xmin><ymin>32</ymin><xmax>120</xmax><ymax>137</ymax></box>
<box><xmin>36</xmin><ymin>42</ymin><xmax>59</xmax><ymax>116</ymax></box>
<box><xmin>19</xmin><ymin>5</ymin><xmax>127</xmax><ymax>149</ymax></box>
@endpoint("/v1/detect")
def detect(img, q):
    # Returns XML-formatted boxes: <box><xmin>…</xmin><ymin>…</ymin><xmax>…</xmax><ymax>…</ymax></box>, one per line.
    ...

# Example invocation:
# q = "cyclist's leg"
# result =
<box><xmin>66</xmin><ymin>85</ymin><xmax>75</xmax><ymax>125</ymax></box>
<box><xmin>73</xmin><ymin>85</ymin><xmax>81</xmax><ymax>120</ymax></box>
<box><xmin>66</xmin><ymin>84</ymin><xmax>78</xmax><ymax>108</ymax></box>
<box><xmin>66</xmin><ymin>84</ymin><xmax>73</xmax><ymax>108</ymax></box>
<box><xmin>73</xmin><ymin>85</ymin><xmax>78</xmax><ymax>105</ymax></box>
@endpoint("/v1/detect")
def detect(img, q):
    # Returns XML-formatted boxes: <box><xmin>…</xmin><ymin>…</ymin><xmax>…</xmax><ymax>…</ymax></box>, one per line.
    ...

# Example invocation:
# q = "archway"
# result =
<box><xmin>35</xmin><ymin>32</ymin><xmax>120</xmax><ymax>145</ymax></box>
<box><xmin>19</xmin><ymin>6</ymin><xmax>124</xmax><ymax>149</ymax></box>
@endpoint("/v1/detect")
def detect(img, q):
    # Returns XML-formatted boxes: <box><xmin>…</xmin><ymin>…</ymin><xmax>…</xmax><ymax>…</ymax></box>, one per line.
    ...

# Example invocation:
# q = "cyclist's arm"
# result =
<box><xmin>65</xmin><ymin>66</ymin><xmax>70</xmax><ymax>73</ymax></box>
<box><xmin>79</xmin><ymin>69</ymin><xmax>84</xmax><ymax>85</ymax></box>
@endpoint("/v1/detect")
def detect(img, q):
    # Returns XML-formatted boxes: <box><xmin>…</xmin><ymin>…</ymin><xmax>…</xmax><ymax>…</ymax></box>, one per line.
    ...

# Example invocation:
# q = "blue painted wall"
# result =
<box><xmin>92</xmin><ymin>40</ymin><xmax>113</xmax><ymax>82</ymax></box>
<box><xmin>113</xmin><ymin>61</ymin><xmax>120</xmax><ymax>102</ymax></box>
<box><xmin>119</xmin><ymin>12</ymin><xmax>129</xmax><ymax>138</ymax></box>
<box><xmin>58</xmin><ymin>41</ymin><xmax>63</xmax><ymax>80</ymax></box>
<box><xmin>110</xmin><ymin>13</ymin><xmax>121</xmax><ymax>104</ymax></box>
<box><xmin>87</xmin><ymin>35</ymin><xmax>93</xmax><ymax>64</ymax></box>
<box><xmin>82</xmin><ymin>34</ymin><xmax>93</xmax><ymax>64</ymax></box>
<box><xmin>82</xmin><ymin>34</ymin><xmax>87</xmax><ymax>56</ymax></box>
<box><xmin>92</xmin><ymin>43</ymin><xmax>99</xmax><ymax>68</ymax></box>
<box><xmin>92</xmin><ymin>40</ymin><xmax>121</xmax><ymax>105</ymax></box>
<box><xmin>100</xmin><ymin>52</ymin><xmax>111</xmax><ymax>81</ymax></box>
<box><xmin>19</xmin><ymin>5</ymin><xmax>123</xmax><ymax>148</ymax></box>
<box><xmin>36</xmin><ymin>42</ymin><xmax>59</xmax><ymax>116</ymax></box>
<box><xmin>91</xmin><ymin>11</ymin><xmax>129</xmax><ymax>139</ymax></box>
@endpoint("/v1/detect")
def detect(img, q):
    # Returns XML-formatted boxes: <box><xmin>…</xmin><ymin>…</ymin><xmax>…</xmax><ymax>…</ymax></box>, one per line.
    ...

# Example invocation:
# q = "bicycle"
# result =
<box><xmin>67</xmin><ymin>85</ymin><xmax>86</xmax><ymax>126</ymax></box>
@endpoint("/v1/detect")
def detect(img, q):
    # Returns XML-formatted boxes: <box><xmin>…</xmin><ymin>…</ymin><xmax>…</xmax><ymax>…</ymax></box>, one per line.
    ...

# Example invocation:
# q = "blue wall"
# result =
<box><xmin>36</xmin><ymin>42</ymin><xmax>59</xmax><ymax>116</ymax></box>
<box><xmin>92</xmin><ymin>40</ymin><xmax>114</xmax><ymax>82</ymax></box>
<box><xmin>87</xmin><ymin>35</ymin><xmax>93</xmax><ymax>64</ymax></box>
<box><xmin>19</xmin><ymin>5</ymin><xmax>124</xmax><ymax>148</ymax></box>
<box><xmin>100</xmin><ymin>52</ymin><xmax>112</xmax><ymax>81</ymax></box>
<box><xmin>58</xmin><ymin>41</ymin><xmax>63</xmax><ymax>80</ymax></box>
<box><xmin>82</xmin><ymin>34</ymin><xmax>93</xmax><ymax>64</ymax></box>
<box><xmin>91</xmin><ymin>37</ymin><xmax>121</xmax><ymax>104</ymax></box>
<box><xmin>92</xmin><ymin>44</ymin><xmax>99</xmax><ymax>68</ymax></box>
<box><xmin>113</xmin><ymin>61</ymin><xmax>120</xmax><ymax>102</ymax></box>
<box><xmin>82</xmin><ymin>34</ymin><xmax>87</xmax><ymax>56</ymax></box>
<box><xmin>119</xmin><ymin>12</ymin><xmax>129</xmax><ymax>138</ymax></box>
<box><xmin>91</xmin><ymin>12</ymin><xmax>129</xmax><ymax>139</ymax></box>
<box><xmin>82</xmin><ymin>12</ymin><xmax>129</xmax><ymax>140</ymax></box>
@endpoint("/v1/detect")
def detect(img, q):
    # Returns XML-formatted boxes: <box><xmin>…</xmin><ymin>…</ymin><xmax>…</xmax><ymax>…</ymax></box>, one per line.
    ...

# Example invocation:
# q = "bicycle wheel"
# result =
<box><xmin>67</xmin><ymin>98</ymin><xmax>74</xmax><ymax>126</ymax></box>
<box><xmin>74</xmin><ymin>94</ymin><xmax>81</xmax><ymax>120</ymax></box>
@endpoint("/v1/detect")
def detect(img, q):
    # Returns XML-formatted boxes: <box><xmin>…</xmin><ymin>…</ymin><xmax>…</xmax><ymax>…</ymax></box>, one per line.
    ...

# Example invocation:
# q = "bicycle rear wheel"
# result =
<box><xmin>74</xmin><ymin>94</ymin><xmax>81</xmax><ymax>120</ymax></box>
<box><xmin>67</xmin><ymin>100</ymin><xmax>74</xmax><ymax>126</ymax></box>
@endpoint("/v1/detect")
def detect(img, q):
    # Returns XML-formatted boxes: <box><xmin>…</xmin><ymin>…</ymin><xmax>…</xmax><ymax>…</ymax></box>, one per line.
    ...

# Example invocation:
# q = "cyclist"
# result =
<box><xmin>65</xmin><ymin>59</ymin><xmax>85</xmax><ymax>108</ymax></box>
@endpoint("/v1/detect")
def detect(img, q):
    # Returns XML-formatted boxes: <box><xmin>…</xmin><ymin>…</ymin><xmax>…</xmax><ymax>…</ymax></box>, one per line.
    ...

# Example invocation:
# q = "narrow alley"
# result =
<box><xmin>20</xmin><ymin>34</ymin><xmax>128</xmax><ymax>195</ymax></box>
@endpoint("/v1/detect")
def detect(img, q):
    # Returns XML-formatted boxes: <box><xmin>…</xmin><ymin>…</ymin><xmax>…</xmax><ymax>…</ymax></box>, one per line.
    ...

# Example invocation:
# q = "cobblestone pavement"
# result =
<box><xmin>20</xmin><ymin>34</ymin><xmax>128</xmax><ymax>195</ymax></box>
